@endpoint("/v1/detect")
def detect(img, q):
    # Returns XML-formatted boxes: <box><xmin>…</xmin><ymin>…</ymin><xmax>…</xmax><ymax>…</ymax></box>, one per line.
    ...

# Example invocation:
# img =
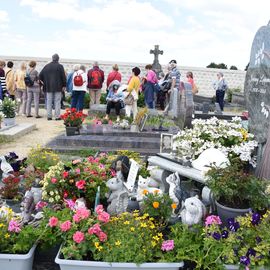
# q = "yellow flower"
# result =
<box><xmin>171</xmin><ymin>203</ymin><xmax>177</xmax><ymax>209</ymax></box>
<box><xmin>0</xmin><ymin>223</ymin><xmax>4</xmax><ymax>228</ymax></box>
<box><xmin>153</xmin><ymin>189</ymin><xmax>159</xmax><ymax>195</ymax></box>
<box><xmin>140</xmin><ymin>222</ymin><xmax>147</xmax><ymax>228</ymax></box>
<box><xmin>123</xmin><ymin>221</ymin><xmax>130</xmax><ymax>225</ymax></box>
<box><xmin>158</xmin><ymin>232</ymin><xmax>163</xmax><ymax>238</ymax></box>
<box><xmin>149</xmin><ymin>224</ymin><xmax>155</xmax><ymax>229</ymax></box>
<box><xmin>130</xmin><ymin>227</ymin><xmax>135</xmax><ymax>232</ymax></box>
<box><xmin>5</xmin><ymin>233</ymin><xmax>10</xmax><ymax>239</ymax></box>
<box><xmin>152</xmin><ymin>201</ymin><xmax>159</xmax><ymax>208</ymax></box>
<box><xmin>115</xmin><ymin>240</ymin><xmax>121</xmax><ymax>246</ymax></box>
<box><xmin>142</xmin><ymin>189</ymin><xmax>149</xmax><ymax>195</ymax></box>
<box><xmin>152</xmin><ymin>235</ymin><xmax>160</xmax><ymax>241</ymax></box>
<box><xmin>94</xmin><ymin>242</ymin><xmax>103</xmax><ymax>251</ymax></box>
<box><xmin>151</xmin><ymin>241</ymin><xmax>157</xmax><ymax>247</ymax></box>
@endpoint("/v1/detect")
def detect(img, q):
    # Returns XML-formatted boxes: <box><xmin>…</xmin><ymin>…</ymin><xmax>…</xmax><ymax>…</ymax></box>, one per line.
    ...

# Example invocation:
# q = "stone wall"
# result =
<box><xmin>0</xmin><ymin>55</ymin><xmax>246</xmax><ymax>97</ymax></box>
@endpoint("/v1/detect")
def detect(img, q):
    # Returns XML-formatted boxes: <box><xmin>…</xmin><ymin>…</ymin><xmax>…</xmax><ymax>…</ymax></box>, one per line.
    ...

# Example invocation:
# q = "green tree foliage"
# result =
<box><xmin>206</xmin><ymin>62</ymin><xmax>228</xmax><ymax>69</ymax></box>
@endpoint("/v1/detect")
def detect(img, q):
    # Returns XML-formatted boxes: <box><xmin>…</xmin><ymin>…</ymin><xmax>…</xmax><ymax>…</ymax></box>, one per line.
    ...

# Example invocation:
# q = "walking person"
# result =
<box><xmin>15</xmin><ymin>62</ymin><xmax>27</xmax><ymax>116</ymax></box>
<box><xmin>213</xmin><ymin>72</ymin><xmax>228</xmax><ymax>111</ymax></box>
<box><xmin>39</xmin><ymin>53</ymin><xmax>66</xmax><ymax>120</ymax></box>
<box><xmin>5</xmin><ymin>61</ymin><xmax>16</xmax><ymax>100</ymax></box>
<box><xmin>71</xmin><ymin>65</ymin><xmax>87</xmax><ymax>111</ymax></box>
<box><xmin>87</xmin><ymin>61</ymin><xmax>104</xmax><ymax>107</ymax></box>
<box><xmin>26</xmin><ymin>61</ymin><xmax>41</xmax><ymax>118</ymax></box>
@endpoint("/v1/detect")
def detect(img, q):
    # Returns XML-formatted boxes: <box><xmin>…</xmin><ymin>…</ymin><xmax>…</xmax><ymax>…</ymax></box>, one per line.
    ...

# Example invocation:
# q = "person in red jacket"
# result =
<box><xmin>106</xmin><ymin>64</ymin><xmax>122</xmax><ymax>91</ymax></box>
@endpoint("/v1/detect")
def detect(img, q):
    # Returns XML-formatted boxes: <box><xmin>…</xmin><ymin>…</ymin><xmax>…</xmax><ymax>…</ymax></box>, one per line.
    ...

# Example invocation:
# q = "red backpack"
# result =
<box><xmin>90</xmin><ymin>70</ymin><xmax>102</xmax><ymax>88</ymax></box>
<box><xmin>73</xmin><ymin>72</ymin><xmax>84</xmax><ymax>87</ymax></box>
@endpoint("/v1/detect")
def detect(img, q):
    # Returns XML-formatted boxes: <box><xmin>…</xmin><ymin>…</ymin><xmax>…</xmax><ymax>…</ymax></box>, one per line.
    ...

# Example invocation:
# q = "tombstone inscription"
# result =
<box><xmin>244</xmin><ymin>21</ymin><xmax>270</xmax><ymax>144</ymax></box>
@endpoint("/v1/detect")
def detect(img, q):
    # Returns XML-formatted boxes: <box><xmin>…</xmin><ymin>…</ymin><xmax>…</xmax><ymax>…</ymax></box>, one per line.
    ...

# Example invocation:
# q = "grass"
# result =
<box><xmin>0</xmin><ymin>135</ymin><xmax>13</xmax><ymax>145</ymax></box>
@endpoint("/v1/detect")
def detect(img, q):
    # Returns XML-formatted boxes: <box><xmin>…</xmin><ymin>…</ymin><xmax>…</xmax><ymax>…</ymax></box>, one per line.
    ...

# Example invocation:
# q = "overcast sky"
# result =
<box><xmin>0</xmin><ymin>0</ymin><xmax>269</xmax><ymax>70</ymax></box>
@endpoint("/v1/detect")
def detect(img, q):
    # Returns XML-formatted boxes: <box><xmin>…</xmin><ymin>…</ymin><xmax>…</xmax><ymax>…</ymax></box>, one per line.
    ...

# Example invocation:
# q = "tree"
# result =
<box><xmin>206</xmin><ymin>62</ymin><xmax>227</xmax><ymax>69</ymax></box>
<box><xmin>230</xmin><ymin>65</ymin><xmax>238</xmax><ymax>70</ymax></box>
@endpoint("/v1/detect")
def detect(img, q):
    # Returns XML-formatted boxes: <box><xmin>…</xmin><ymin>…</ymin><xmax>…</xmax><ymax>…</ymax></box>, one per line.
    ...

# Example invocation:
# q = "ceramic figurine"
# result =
<box><xmin>75</xmin><ymin>198</ymin><xmax>87</xmax><ymax>209</ymax></box>
<box><xmin>20</xmin><ymin>190</ymin><xmax>35</xmax><ymax>224</ymax></box>
<box><xmin>180</xmin><ymin>196</ymin><xmax>206</xmax><ymax>226</ymax></box>
<box><xmin>0</xmin><ymin>155</ymin><xmax>13</xmax><ymax>180</ymax></box>
<box><xmin>136</xmin><ymin>176</ymin><xmax>162</xmax><ymax>202</ymax></box>
<box><xmin>106</xmin><ymin>177</ymin><xmax>129</xmax><ymax>215</ymax></box>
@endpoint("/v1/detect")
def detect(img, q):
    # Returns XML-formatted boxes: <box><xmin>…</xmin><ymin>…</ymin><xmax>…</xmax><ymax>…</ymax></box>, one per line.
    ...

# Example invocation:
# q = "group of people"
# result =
<box><xmin>0</xmin><ymin>54</ymin><xmax>229</xmax><ymax>124</ymax></box>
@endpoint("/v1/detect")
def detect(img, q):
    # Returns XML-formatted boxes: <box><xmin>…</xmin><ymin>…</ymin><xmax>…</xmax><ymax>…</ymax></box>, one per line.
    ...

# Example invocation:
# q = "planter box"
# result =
<box><xmin>0</xmin><ymin>244</ymin><xmax>36</xmax><ymax>270</ymax></box>
<box><xmin>55</xmin><ymin>248</ymin><xmax>183</xmax><ymax>270</ymax></box>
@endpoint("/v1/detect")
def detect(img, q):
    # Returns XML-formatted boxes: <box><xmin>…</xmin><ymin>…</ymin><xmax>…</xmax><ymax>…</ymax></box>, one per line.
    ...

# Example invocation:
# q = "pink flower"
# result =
<box><xmin>73</xmin><ymin>231</ymin><xmax>85</xmax><ymax>244</ymax></box>
<box><xmin>76</xmin><ymin>180</ymin><xmax>86</xmax><ymax>189</ymax></box>
<box><xmin>161</xmin><ymin>240</ymin><xmax>174</xmax><ymax>251</ymax></box>
<box><xmin>60</xmin><ymin>220</ymin><xmax>72</xmax><ymax>232</ymax></box>
<box><xmin>72</xmin><ymin>159</ymin><xmax>81</xmax><ymax>165</ymax></box>
<box><xmin>95</xmin><ymin>204</ymin><xmax>104</xmax><ymax>214</ymax></box>
<box><xmin>108</xmin><ymin>120</ymin><xmax>113</xmax><ymax>125</ymax></box>
<box><xmin>73</xmin><ymin>214</ymin><xmax>81</xmax><ymax>223</ymax></box>
<box><xmin>63</xmin><ymin>171</ymin><xmax>69</xmax><ymax>178</ymax></box>
<box><xmin>98</xmin><ymin>231</ymin><xmax>107</xmax><ymax>242</ymax></box>
<box><xmin>75</xmin><ymin>168</ymin><xmax>81</xmax><ymax>174</ymax></box>
<box><xmin>8</xmin><ymin>219</ymin><xmax>21</xmax><ymax>233</ymax></box>
<box><xmin>88</xmin><ymin>223</ymin><xmax>101</xmax><ymax>235</ymax></box>
<box><xmin>48</xmin><ymin>216</ymin><xmax>58</xmax><ymax>227</ymax></box>
<box><xmin>51</xmin><ymin>177</ymin><xmax>57</xmax><ymax>184</ymax></box>
<box><xmin>205</xmin><ymin>215</ymin><xmax>222</xmax><ymax>226</ymax></box>
<box><xmin>110</xmin><ymin>169</ymin><xmax>116</xmax><ymax>177</ymax></box>
<box><xmin>98</xmin><ymin>211</ymin><xmax>110</xmax><ymax>223</ymax></box>
<box><xmin>99</xmin><ymin>164</ymin><xmax>105</xmax><ymax>169</ymax></box>
<box><xmin>35</xmin><ymin>201</ymin><xmax>48</xmax><ymax>210</ymax></box>
<box><xmin>76</xmin><ymin>207</ymin><xmax>90</xmax><ymax>219</ymax></box>
<box><xmin>64</xmin><ymin>199</ymin><xmax>75</xmax><ymax>209</ymax></box>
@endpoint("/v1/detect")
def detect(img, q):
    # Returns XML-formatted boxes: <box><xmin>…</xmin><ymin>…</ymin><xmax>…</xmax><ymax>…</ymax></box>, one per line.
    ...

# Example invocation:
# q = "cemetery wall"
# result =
<box><xmin>0</xmin><ymin>55</ymin><xmax>246</xmax><ymax>98</ymax></box>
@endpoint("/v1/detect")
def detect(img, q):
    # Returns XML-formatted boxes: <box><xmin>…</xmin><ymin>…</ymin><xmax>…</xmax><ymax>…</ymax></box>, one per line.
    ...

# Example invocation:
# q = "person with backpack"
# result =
<box><xmin>87</xmin><ymin>61</ymin><xmax>104</xmax><ymax>107</ymax></box>
<box><xmin>106</xmin><ymin>64</ymin><xmax>122</xmax><ymax>90</ymax></box>
<box><xmin>26</xmin><ymin>60</ymin><xmax>41</xmax><ymax>118</ymax></box>
<box><xmin>213</xmin><ymin>72</ymin><xmax>228</xmax><ymax>111</ymax></box>
<box><xmin>39</xmin><ymin>53</ymin><xmax>66</xmax><ymax>120</ymax></box>
<box><xmin>66</xmin><ymin>64</ymin><xmax>80</xmax><ymax>94</ymax></box>
<box><xmin>71</xmin><ymin>64</ymin><xmax>87</xmax><ymax>111</ymax></box>
<box><xmin>5</xmin><ymin>61</ymin><xmax>16</xmax><ymax>100</ymax></box>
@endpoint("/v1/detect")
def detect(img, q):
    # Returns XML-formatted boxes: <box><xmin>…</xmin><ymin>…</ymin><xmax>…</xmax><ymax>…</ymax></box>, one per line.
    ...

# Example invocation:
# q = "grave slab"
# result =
<box><xmin>0</xmin><ymin>123</ymin><xmax>36</xmax><ymax>139</ymax></box>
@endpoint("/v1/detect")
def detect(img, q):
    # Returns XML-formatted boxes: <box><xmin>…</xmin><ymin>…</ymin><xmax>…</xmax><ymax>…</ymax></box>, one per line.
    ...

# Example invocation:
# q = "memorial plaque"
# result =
<box><xmin>245</xmin><ymin>21</ymin><xmax>270</xmax><ymax>143</ymax></box>
<box><xmin>124</xmin><ymin>159</ymin><xmax>140</xmax><ymax>192</ymax></box>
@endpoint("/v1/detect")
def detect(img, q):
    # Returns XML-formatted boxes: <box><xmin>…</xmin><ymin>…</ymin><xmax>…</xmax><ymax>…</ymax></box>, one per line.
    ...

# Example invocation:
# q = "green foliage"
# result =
<box><xmin>137</xmin><ymin>92</ymin><xmax>145</xmax><ymax>108</ymax></box>
<box><xmin>226</xmin><ymin>88</ymin><xmax>241</xmax><ymax>103</ymax></box>
<box><xmin>206</xmin><ymin>161</ymin><xmax>270</xmax><ymax>209</ymax></box>
<box><xmin>94</xmin><ymin>212</ymin><xmax>163</xmax><ymax>264</ymax></box>
<box><xmin>26</xmin><ymin>145</ymin><xmax>60</xmax><ymax>173</ymax></box>
<box><xmin>141</xmin><ymin>192</ymin><xmax>173</xmax><ymax>223</ymax></box>
<box><xmin>146</xmin><ymin>115</ymin><xmax>177</xmax><ymax>128</ymax></box>
<box><xmin>0</xmin><ymin>98</ymin><xmax>17</xmax><ymax>118</ymax></box>
<box><xmin>206</xmin><ymin>62</ymin><xmax>228</xmax><ymax>69</ymax></box>
<box><xmin>100</xmin><ymin>93</ymin><xmax>107</xmax><ymax>105</ymax></box>
<box><xmin>229</xmin><ymin>65</ymin><xmax>238</xmax><ymax>70</ymax></box>
<box><xmin>0</xmin><ymin>135</ymin><xmax>13</xmax><ymax>145</ymax></box>
<box><xmin>66</xmin><ymin>92</ymin><xmax>91</xmax><ymax>109</ymax></box>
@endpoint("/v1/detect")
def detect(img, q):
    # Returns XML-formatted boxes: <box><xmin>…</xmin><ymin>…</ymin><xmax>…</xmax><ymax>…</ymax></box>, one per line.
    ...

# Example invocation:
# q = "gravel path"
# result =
<box><xmin>0</xmin><ymin>108</ymin><xmax>67</xmax><ymax>157</ymax></box>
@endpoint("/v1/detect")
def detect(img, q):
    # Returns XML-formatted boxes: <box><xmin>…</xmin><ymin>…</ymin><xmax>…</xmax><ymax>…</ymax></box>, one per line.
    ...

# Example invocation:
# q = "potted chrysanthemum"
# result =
<box><xmin>0</xmin><ymin>98</ymin><xmax>17</xmax><ymax>126</ymax></box>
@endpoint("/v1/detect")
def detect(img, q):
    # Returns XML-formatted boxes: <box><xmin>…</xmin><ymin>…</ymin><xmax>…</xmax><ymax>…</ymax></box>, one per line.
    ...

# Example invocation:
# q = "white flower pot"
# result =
<box><xmin>55</xmin><ymin>248</ymin><xmax>184</xmax><ymax>270</ymax></box>
<box><xmin>0</xmin><ymin>244</ymin><xmax>36</xmax><ymax>270</ymax></box>
<box><xmin>3</xmin><ymin>117</ymin><xmax>15</xmax><ymax>126</ymax></box>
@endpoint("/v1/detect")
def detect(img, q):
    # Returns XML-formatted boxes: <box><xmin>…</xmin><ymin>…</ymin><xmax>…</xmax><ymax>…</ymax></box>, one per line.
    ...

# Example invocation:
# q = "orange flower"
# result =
<box><xmin>153</xmin><ymin>201</ymin><xmax>159</xmax><ymax>208</ymax></box>
<box><xmin>171</xmin><ymin>203</ymin><xmax>177</xmax><ymax>209</ymax></box>
<box><xmin>153</xmin><ymin>189</ymin><xmax>159</xmax><ymax>195</ymax></box>
<box><xmin>142</xmin><ymin>189</ymin><xmax>149</xmax><ymax>195</ymax></box>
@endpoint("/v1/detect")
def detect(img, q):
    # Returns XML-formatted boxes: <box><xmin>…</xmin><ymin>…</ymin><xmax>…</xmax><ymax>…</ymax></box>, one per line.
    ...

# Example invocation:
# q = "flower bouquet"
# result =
<box><xmin>41</xmin><ymin>153</ymin><xmax>114</xmax><ymax>207</ymax></box>
<box><xmin>60</xmin><ymin>108</ymin><xmax>87</xmax><ymax>127</ymax></box>
<box><xmin>173</xmin><ymin>117</ymin><xmax>258</xmax><ymax>166</ymax></box>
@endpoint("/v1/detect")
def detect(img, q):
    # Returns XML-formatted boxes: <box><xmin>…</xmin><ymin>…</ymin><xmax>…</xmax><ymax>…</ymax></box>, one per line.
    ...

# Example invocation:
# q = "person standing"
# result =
<box><xmin>186</xmin><ymin>71</ymin><xmax>198</xmax><ymax>95</ymax></box>
<box><xmin>15</xmin><ymin>62</ymin><xmax>27</xmax><ymax>115</ymax></box>
<box><xmin>143</xmin><ymin>64</ymin><xmax>158</xmax><ymax>109</ymax></box>
<box><xmin>125</xmin><ymin>67</ymin><xmax>141</xmax><ymax>121</ymax></box>
<box><xmin>213</xmin><ymin>72</ymin><xmax>228</xmax><ymax>111</ymax></box>
<box><xmin>71</xmin><ymin>65</ymin><xmax>87</xmax><ymax>111</ymax></box>
<box><xmin>106</xmin><ymin>64</ymin><xmax>121</xmax><ymax>90</ymax></box>
<box><xmin>5</xmin><ymin>61</ymin><xmax>16</xmax><ymax>100</ymax></box>
<box><xmin>26</xmin><ymin>61</ymin><xmax>41</xmax><ymax>118</ymax></box>
<box><xmin>87</xmin><ymin>61</ymin><xmax>104</xmax><ymax>107</ymax></box>
<box><xmin>66</xmin><ymin>64</ymin><xmax>80</xmax><ymax>94</ymax></box>
<box><xmin>0</xmin><ymin>60</ymin><xmax>7</xmax><ymax>100</ymax></box>
<box><xmin>39</xmin><ymin>53</ymin><xmax>66</xmax><ymax>120</ymax></box>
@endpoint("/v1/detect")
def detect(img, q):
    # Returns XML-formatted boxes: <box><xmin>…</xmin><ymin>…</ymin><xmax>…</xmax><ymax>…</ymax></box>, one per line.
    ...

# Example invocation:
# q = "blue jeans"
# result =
<box><xmin>145</xmin><ymin>101</ymin><xmax>154</xmax><ymax>109</ymax></box>
<box><xmin>71</xmin><ymin>91</ymin><xmax>85</xmax><ymax>111</ymax></box>
<box><xmin>216</xmin><ymin>90</ymin><xmax>225</xmax><ymax>111</ymax></box>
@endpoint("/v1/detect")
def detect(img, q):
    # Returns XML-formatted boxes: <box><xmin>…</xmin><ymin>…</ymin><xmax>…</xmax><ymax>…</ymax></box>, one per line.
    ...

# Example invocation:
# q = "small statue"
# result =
<box><xmin>0</xmin><ymin>156</ymin><xmax>13</xmax><ymax>180</ymax></box>
<box><xmin>180</xmin><ymin>196</ymin><xmax>206</xmax><ymax>226</ymax></box>
<box><xmin>20</xmin><ymin>190</ymin><xmax>35</xmax><ymax>224</ymax></box>
<box><xmin>75</xmin><ymin>198</ymin><xmax>87</xmax><ymax>209</ymax></box>
<box><xmin>110</xmin><ymin>156</ymin><xmax>130</xmax><ymax>182</ymax></box>
<box><xmin>106</xmin><ymin>177</ymin><xmax>129</xmax><ymax>215</ymax></box>
<box><xmin>136</xmin><ymin>176</ymin><xmax>162</xmax><ymax>202</ymax></box>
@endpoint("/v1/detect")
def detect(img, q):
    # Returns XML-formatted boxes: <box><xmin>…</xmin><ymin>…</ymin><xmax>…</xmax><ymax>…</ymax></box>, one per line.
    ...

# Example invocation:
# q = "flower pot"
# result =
<box><xmin>3</xmin><ymin>117</ymin><xmax>15</xmax><ymax>126</ymax></box>
<box><xmin>55</xmin><ymin>247</ymin><xmax>184</xmax><ymax>270</ymax></box>
<box><xmin>66</xmin><ymin>126</ymin><xmax>80</xmax><ymax>136</ymax></box>
<box><xmin>0</xmin><ymin>244</ymin><xmax>36</xmax><ymax>270</ymax></box>
<box><xmin>215</xmin><ymin>201</ymin><xmax>250</xmax><ymax>225</ymax></box>
<box><xmin>4</xmin><ymin>197</ymin><xmax>23</xmax><ymax>213</ymax></box>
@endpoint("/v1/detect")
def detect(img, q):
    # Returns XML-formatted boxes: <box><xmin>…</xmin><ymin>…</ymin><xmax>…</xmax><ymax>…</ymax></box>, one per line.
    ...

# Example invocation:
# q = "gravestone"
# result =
<box><xmin>150</xmin><ymin>45</ymin><xmax>163</xmax><ymax>75</ymax></box>
<box><xmin>202</xmin><ymin>102</ymin><xmax>210</xmax><ymax>114</ymax></box>
<box><xmin>244</xmin><ymin>21</ymin><xmax>270</xmax><ymax>144</ymax></box>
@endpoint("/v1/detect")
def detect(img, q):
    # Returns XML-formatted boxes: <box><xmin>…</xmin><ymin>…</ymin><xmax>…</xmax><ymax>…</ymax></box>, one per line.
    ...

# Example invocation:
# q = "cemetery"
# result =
<box><xmin>1</xmin><ymin>21</ymin><xmax>270</xmax><ymax>270</ymax></box>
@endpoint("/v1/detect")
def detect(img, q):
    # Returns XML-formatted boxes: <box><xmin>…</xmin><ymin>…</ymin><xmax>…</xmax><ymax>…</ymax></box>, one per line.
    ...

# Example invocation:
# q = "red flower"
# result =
<box><xmin>76</xmin><ymin>180</ymin><xmax>86</xmax><ymax>189</ymax></box>
<box><xmin>63</xmin><ymin>171</ymin><xmax>69</xmax><ymax>178</ymax></box>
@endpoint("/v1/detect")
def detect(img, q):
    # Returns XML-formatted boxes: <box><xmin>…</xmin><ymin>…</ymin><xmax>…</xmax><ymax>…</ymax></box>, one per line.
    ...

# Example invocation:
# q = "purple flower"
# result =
<box><xmin>251</xmin><ymin>213</ymin><xmax>261</xmax><ymax>226</ymax></box>
<box><xmin>246</xmin><ymin>248</ymin><xmax>256</xmax><ymax>257</ymax></box>
<box><xmin>227</xmin><ymin>218</ymin><xmax>240</xmax><ymax>232</ymax></box>
<box><xmin>221</xmin><ymin>230</ymin><xmax>229</xmax><ymax>239</ymax></box>
<box><xmin>240</xmin><ymin>256</ymin><xmax>250</xmax><ymax>266</ymax></box>
<box><xmin>256</xmin><ymin>236</ymin><xmax>262</xmax><ymax>243</ymax></box>
<box><xmin>212</xmin><ymin>232</ymin><xmax>221</xmax><ymax>240</ymax></box>
<box><xmin>161</xmin><ymin>240</ymin><xmax>174</xmax><ymax>251</ymax></box>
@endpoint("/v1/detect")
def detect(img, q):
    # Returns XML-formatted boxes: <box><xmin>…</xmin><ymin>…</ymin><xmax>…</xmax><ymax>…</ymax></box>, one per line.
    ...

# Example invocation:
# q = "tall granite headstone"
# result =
<box><xmin>245</xmin><ymin>21</ymin><xmax>270</xmax><ymax>144</ymax></box>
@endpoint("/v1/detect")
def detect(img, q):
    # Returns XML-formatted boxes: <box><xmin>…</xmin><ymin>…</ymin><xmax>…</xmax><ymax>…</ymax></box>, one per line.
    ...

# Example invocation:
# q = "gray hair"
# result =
<box><xmin>217</xmin><ymin>72</ymin><xmax>224</xmax><ymax>77</ymax></box>
<box><xmin>80</xmin><ymin>65</ymin><xmax>86</xmax><ymax>72</ymax></box>
<box><xmin>73</xmin><ymin>64</ymin><xmax>80</xmax><ymax>71</ymax></box>
<box><xmin>93</xmin><ymin>61</ymin><xmax>99</xmax><ymax>67</ymax></box>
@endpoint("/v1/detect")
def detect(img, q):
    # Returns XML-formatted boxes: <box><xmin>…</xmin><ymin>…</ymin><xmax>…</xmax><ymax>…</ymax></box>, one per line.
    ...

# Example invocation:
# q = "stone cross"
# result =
<box><xmin>150</xmin><ymin>45</ymin><xmax>163</xmax><ymax>75</ymax></box>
